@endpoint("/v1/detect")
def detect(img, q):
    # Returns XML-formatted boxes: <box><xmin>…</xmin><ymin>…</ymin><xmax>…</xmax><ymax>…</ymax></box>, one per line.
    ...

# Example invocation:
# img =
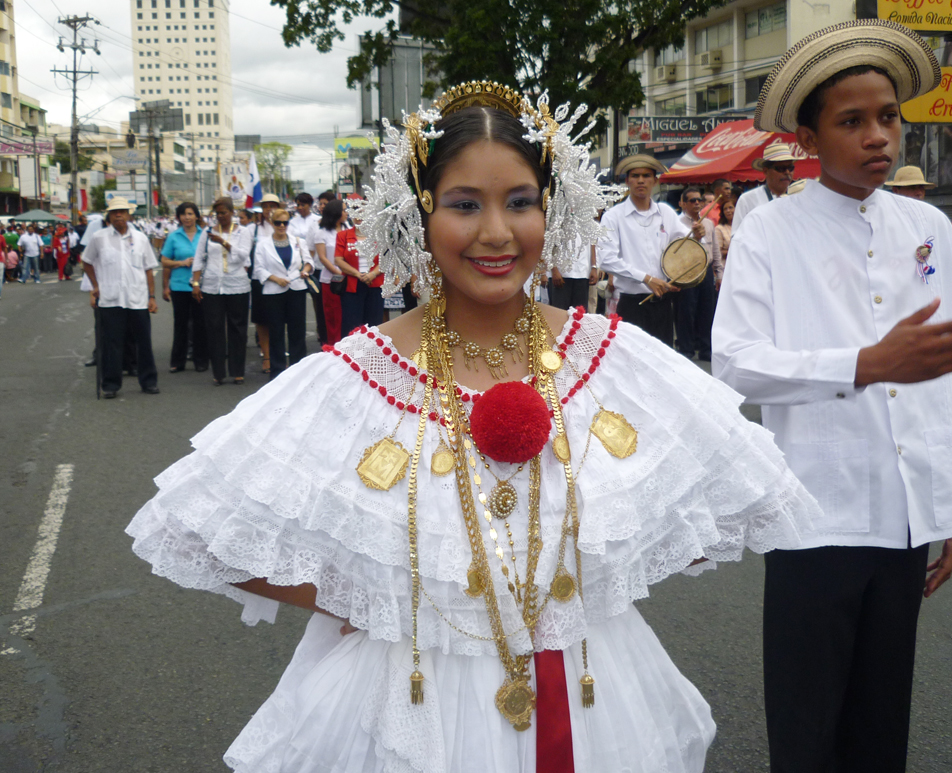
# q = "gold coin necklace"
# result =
<box><xmin>440</xmin><ymin>296</ymin><xmax>531</xmax><ymax>380</ymax></box>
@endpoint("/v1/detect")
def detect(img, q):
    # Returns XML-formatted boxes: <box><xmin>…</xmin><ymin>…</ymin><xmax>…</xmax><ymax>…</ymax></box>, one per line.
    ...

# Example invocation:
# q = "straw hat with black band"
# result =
<box><xmin>752</xmin><ymin>143</ymin><xmax>798</xmax><ymax>171</ymax></box>
<box><xmin>884</xmin><ymin>165</ymin><xmax>936</xmax><ymax>189</ymax></box>
<box><xmin>615</xmin><ymin>154</ymin><xmax>667</xmax><ymax>178</ymax></box>
<box><xmin>754</xmin><ymin>19</ymin><xmax>941</xmax><ymax>134</ymax></box>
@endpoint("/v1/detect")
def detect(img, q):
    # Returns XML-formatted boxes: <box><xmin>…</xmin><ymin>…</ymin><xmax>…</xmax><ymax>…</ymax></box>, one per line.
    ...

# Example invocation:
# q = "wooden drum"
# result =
<box><xmin>661</xmin><ymin>237</ymin><xmax>707</xmax><ymax>289</ymax></box>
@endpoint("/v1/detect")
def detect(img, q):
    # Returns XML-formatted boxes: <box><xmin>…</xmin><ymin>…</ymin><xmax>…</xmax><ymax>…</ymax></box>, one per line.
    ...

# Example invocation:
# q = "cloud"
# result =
<box><xmin>14</xmin><ymin>0</ymin><xmax>390</xmax><ymax>187</ymax></box>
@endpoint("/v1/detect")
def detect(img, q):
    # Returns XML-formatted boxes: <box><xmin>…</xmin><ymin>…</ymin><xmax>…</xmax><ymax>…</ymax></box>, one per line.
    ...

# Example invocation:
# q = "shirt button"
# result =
<box><xmin>860</xmin><ymin>205</ymin><xmax>867</xmax><ymax>213</ymax></box>
<box><xmin>889</xmin><ymin>388</ymin><xmax>897</xmax><ymax>397</ymax></box>
<box><xmin>836</xmin><ymin>392</ymin><xmax>846</xmax><ymax>399</ymax></box>
<box><xmin>867</xmin><ymin>250</ymin><xmax>874</xmax><ymax>258</ymax></box>
<box><xmin>897</xmin><ymin>445</ymin><xmax>903</xmax><ymax>455</ymax></box>
<box><xmin>874</xmin><ymin>295</ymin><xmax>883</xmax><ymax>304</ymax></box>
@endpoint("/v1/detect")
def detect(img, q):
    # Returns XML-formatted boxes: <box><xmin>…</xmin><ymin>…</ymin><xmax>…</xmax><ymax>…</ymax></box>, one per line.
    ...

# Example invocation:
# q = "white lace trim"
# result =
<box><xmin>127</xmin><ymin>313</ymin><xmax>819</xmax><ymax>654</ymax></box>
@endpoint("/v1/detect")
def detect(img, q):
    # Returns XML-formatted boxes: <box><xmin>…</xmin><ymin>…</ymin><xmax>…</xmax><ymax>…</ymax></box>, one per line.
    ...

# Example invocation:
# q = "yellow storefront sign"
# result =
<box><xmin>901</xmin><ymin>68</ymin><xmax>952</xmax><ymax>122</ymax></box>
<box><xmin>878</xmin><ymin>0</ymin><xmax>952</xmax><ymax>30</ymax></box>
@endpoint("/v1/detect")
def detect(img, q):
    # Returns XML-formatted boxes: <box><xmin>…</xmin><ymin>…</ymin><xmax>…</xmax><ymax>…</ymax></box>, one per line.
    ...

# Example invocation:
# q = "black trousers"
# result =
<box><xmin>548</xmin><ymin>277</ymin><xmax>590</xmax><ymax>311</ymax></box>
<box><xmin>264</xmin><ymin>289</ymin><xmax>307</xmax><ymax>380</ymax></box>
<box><xmin>674</xmin><ymin>268</ymin><xmax>716</xmax><ymax>359</ymax></box>
<box><xmin>170</xmin><ymin>290</ymin><xmax>208</xmax><ymax>370</ymax></box>
<box><xmin>203</xmin><ymin>292</ymin><xmax>249</xmax><ymax>381</ymax></box>
<box><xmin>764</xmin><ymin>544</ymin><xmax>930</xmax><ymax>773</ymax></box>
<box><xmin>340</xmin><ymin>283</ymin><xmax>384</xmax><ymax>337</ymax></box>
<box><xmin>99</xmin><ymin>307</ymin><xmax>157</xmax><ymax>393</ymax></box>
<box><xmin>616</xmin><ymin>292</ymin><xmax>674</xmax><ymax>347</ymax></box>
<box><xmin>310</xmin><ymin>289</ymin><xmax>328</xmax><ymax>345</ymax></box>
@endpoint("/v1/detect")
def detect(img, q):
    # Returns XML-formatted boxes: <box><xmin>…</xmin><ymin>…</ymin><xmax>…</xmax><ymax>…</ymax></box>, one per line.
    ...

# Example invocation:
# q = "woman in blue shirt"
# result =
<box><xmin>161</xmin><ymin>202</ymin><xmax>208</xmax><ymax>372</ymax></box>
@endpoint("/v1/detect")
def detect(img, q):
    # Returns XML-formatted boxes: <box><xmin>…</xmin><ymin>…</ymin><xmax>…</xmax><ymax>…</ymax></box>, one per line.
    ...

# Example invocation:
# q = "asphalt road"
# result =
<box><xmin>1</xmin><ymin>273</ymin><xmax>950</xmax><ymax>772</ymax></box>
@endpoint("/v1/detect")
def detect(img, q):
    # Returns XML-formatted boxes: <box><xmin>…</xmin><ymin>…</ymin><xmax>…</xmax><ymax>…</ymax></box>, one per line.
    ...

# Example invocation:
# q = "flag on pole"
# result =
<box><xmin>245</xmin><ymin>152</ymin><xmax>262</xmax><ymax>208</ymax></box>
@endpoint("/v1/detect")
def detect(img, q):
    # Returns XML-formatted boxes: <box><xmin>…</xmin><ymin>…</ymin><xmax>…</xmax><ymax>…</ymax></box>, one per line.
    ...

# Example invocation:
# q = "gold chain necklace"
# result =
<box><xmin>438</xmin><ymin>296</ymin><xmax>532</xmax><ymax>380</ymax></box>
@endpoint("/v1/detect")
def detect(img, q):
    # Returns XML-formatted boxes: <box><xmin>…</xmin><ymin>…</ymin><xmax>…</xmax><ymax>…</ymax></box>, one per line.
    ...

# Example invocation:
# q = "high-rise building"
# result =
<box><xmin>129</xmin><ymin>0</ymin><xmax>234</xmax><ymax>172</ymax></box>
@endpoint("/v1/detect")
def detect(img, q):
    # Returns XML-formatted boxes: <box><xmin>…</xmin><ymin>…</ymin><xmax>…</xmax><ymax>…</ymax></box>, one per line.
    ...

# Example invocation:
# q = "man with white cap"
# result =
<box><xmin>82</xmin><ymin>196</ymin><xmax>160</xmax><ymax>398</ymax></box>
<box><xmin>885</xmin><ymin>165</ymin><xmax>935</xmax><ymax>201</ymax></box>
<box><xmin>732</xmin><ymin>143</ymin><xmax>798</xmax><ymax>230</ymax></box>
<box><xmin>596</xmin><ymin>154</ymin><xmax>696</xmax><ymax>346</ymax></box>
<box><xmin>713</xmin><ymin>20</ymin><xmax>952</xmax><ymax>772</ymax></box>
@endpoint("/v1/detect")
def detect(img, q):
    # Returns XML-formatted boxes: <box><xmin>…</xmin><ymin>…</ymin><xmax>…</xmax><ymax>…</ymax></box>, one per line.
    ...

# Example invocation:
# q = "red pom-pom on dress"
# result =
<box><xmin>468</xmin><ymin>381</ymin><xmax>551</xmax><ymax>464</ymax></box>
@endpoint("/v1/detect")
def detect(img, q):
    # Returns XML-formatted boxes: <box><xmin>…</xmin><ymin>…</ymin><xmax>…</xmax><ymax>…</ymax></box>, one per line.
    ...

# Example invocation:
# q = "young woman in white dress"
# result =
<box><xmin>127</xmin><ymin>82</ymin><xmax>819</xmax><ymax>773</ymax></box>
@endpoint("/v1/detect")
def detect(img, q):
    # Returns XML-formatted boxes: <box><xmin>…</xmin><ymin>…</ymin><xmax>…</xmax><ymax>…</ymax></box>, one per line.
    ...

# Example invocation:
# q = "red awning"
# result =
<box><xmin>660</xmin><ymin>119</ymin><xmax>820</xmax><ymax>184</ymax></box>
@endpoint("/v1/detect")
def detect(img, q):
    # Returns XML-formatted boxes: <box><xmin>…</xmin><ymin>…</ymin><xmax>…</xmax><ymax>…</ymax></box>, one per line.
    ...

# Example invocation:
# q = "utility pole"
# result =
<box><xmin>190</xmin><ymin>133</ymin><xmax>198</xmax><ymax>205</ymax></box>
<box><xmin>53</xmin><ymin>15</ymin><xmax>100</xmax><ymax>224</ymax></box>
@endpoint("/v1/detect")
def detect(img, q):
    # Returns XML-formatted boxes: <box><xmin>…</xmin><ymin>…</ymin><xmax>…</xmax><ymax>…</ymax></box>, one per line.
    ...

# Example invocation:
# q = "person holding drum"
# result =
<box><xmin>676</xmin><ymin>186</ymin><xmax>723</xmax><ymax>363</ymax></box>
<box><xmin>597</xmin><ymin>154</ymin><xmax>703</xmax><ymax>347</ymax></box>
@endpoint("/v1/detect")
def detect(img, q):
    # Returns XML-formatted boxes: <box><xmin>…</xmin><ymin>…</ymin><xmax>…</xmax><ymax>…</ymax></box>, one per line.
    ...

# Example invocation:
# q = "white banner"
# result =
<box><xmin>220</xmin><ymin>157</ymin><xmax>249</xmax><ymax>204</ymax></box>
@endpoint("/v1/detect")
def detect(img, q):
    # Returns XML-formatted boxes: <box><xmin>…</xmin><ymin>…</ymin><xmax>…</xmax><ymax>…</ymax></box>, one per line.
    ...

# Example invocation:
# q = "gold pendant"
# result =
<box><xmin>465</xmin><ymin>563</ymin><xmax>485</xmax><ymax>597</ymax></box>
<box><xmin>580</xmin><ymin>673</ymin><xmax>595</xmax><ymax>708</ymax></box>
<box><xmin>410</xmin><ymin>348</ymin><xmax>428</xmax><ymax>369</ymax></box>
<box><xmin>591</xmin><ymin>409</ymin><xmax>638</xmax><ymax>458</ymax></box>
<box><xmin>488</xmin><ymin>480</ymin><xmax>518</xmax><ymax>519</ymax></box>
<box><xmin>552</xmin><ymin>433</ymin><xmax>571</xmax><ymax>463</ymax></box>
<box><xmin>431</xmin><ymin>440</ymin><xmax>455</xmax><ymax>477</ymax></box>
<box><xmin>550</xmin><ymin>569</ymin><xmax>576</xmax><ymax>602</ymax></box>
<box><xmin>356</xmin><ymin>438</ymin><xmax>411</xmax><ymax>491</ymax></box>
<box><xmin>540</xmin><ymin>349</ymin><xmax>562</xmax><ymax>374</ymax></box>
<box><xmin>495</xmin><ymin>677</ymin><xmax>536</xmax><ymax>731</ymax></box>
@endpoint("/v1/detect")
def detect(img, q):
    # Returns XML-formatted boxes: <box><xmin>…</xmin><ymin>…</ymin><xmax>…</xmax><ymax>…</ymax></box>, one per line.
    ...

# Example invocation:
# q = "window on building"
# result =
<box><xmin>198</xmin><ymin>113</ymin><xmax>204</xmax><ymax>125</ymax></box>
<box><xmin>152</xmin><ymin>13</ymin><xmax>158</xmax><ymax>19</ymax></box>
<box><xmin>654</xmin><ymin>44</ymin><xmax>685</xmax><ymax>68</ymax></box>
<box><xmin>137</xmin><ymin>0</ymin><xmax>142</xmax><ymax>6</ymax></box>
<box><xmin>747</xmin><ymin>2</ymin><xmax>786</xmax><ymax>38</ymax></box>
<box><xmin>195</xmin><ymin>12</ymin><xmax>199</xmax><ymax>17</ymax></box>
<box><xmin>208</xmin><ymin>12</ymin><xmax>213</xmax><ymax>17</ymax></box>
<box><xmin>205</xmin><ymin>113</ymin><xmax>211</xmax><ymax>125</ymax></box>
<box><xmin>695</xmin><ymin>19</ymin><xmax>732</xmax><ymax>54</ymax></box>
<box><xmin>0</xmin><ymin>61</ymin><xmax>11</xmax><ymax>76</ymax></box>
<box><xmin>185</xmin><ymin>113</ymin><xmax>190</xmax><ymax>125</ymax></box>
<box><xmin>745</xmin><ymin>73</ymin><xmax>769</xmax><ymax>106</ymax></box>
<box><xmin>695</xmin><ymin>83</ymin><xmax>733</xmax><ymax>113</ymax></box>
<box><xmin>656</xmin><ymin>94</ymin><xmax>687</xmax><ymax>116</ymax></box>
<box><xmin>165</xmin><ymin>0</ymin><xmax>170</xmax><ymax>7</ymax></box>
<box><xmin>166</xmin><ymin>13</ymin><xmax>171</xmax><ymax>18</ymax></box>
<box><xmin>213</xmin><ymin>113</ymin><xmax>218</xmax><ymax>125</ymax></box>
<box><xmin>137</xmin><ymin>13</ymin><xmax>143</xmax><ymax>18</ymax></box>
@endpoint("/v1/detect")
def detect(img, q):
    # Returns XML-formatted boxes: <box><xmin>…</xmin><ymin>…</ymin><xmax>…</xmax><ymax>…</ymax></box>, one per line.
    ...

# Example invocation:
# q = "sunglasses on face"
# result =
<box><xmin>685</xmin><ymin>198</ymin><xmax>703</xmax><ymax>204</ymax></box>
<box><xmin>273</xmin><ymin>220</ymin><xmax>289</xmax><ymax>226</ymax></box>
<box><xmin>769</xmin><ymin>165</ymin><xmax>795</xmax><ymax>173</ymax></box>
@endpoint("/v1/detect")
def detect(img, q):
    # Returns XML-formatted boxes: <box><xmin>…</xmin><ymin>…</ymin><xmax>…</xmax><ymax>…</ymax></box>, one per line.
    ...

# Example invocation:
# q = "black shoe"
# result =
<box><xmin>195</xmin><ymin>365</ymin><xmax>208</xmax><ymax>373</ymax></box>
<box><xmin>102</xmin><ymin>390</ymin><xmax>117</xmax><ymax>399</ymax></box>
<box><xmin>142</xmin><ymin>385</ymin><xmax>161</xmax><ymax>395</ymax></box>
<box><xmin>84</xmin><ymin>359</ymin><xmax>96</xmax><ymax>367</ymax></box>
<box><xmin>169</xmin><ymin>366</ymin><xmax>184</xmax><ymax>373</ymax></box>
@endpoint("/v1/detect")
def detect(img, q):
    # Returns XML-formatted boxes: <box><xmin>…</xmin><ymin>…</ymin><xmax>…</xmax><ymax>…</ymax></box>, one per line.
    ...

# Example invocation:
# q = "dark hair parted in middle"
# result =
<box><xmin>413</xmin><ymin>106</ymin><xmax>551</xmax><ymax>217</ymax></box>
<box><xmin>175</xmin><ymin>201</ymin><xmax>202</xmax><ymax>221</ymax></box>
<box><xmin>319</xmin><ymin>198</ymin><xmax>344</xmax><ymax>231</ymax></box>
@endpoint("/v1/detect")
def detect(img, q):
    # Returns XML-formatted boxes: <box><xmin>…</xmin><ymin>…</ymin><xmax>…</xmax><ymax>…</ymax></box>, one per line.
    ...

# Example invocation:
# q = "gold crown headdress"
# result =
<box><xmin>349</xmin><ymin>81</ymin><xmax>624</xmax><ymax>297</ymax></box>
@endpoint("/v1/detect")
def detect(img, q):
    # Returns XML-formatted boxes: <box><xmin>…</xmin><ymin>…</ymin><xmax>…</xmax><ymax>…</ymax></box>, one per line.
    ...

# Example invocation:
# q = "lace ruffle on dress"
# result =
<box><xmin>127</xmin><ymin>311</ymin><xmax>819</xmax><ymax>773</ymax></box>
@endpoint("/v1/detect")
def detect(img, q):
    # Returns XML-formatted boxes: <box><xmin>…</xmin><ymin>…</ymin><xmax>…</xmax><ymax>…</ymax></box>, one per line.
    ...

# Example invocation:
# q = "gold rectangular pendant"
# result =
<box><xmin>591</xmin><ymin>409</ymin><xmax>638</xmax><ymax>458</ymax></box>
<box><xmin>356</xmin><ymin>438</ymin><xmax>411</xmax><ymax>491</ymax></box>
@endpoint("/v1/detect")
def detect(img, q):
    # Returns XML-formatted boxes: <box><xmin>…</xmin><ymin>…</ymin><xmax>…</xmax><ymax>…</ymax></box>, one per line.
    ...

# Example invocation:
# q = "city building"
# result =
<box><xmin>128</xmin><ymin>0</ymin><xmax>235</xmax><ymax>173</ymax></box>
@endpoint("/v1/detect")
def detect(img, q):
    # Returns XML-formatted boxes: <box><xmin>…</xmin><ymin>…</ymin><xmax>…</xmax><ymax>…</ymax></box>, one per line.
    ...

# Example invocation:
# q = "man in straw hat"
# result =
<box><xmin>885</xmin><ymin>164</ymin><xmax>935</xmax><ymax>201</ymax></box>
<box><xmin>713</xmin><ymin>20</ymin><xmax>952</xmax><ymax>772</ymax></box>
<box><xmin>732</xmin><ymin>142</ymin><xmax>798</xmax><ymax>230</ymax></box>
<box><xmin>82</xmin><ymin>196</ymin><xmax>160</xmax><ymax>399</ymax></box>
<box><xmin>596</xmin><ymin>154</ymin><xmax>701</xmax><ymax>346</ymax></box>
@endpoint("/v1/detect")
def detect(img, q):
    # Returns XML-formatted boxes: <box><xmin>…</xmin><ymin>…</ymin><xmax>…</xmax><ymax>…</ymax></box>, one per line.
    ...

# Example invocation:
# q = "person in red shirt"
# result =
<box><xmin>53</xmin><ymin>226</ymin><xmax>72</xmax><ymax>280</ymax></box>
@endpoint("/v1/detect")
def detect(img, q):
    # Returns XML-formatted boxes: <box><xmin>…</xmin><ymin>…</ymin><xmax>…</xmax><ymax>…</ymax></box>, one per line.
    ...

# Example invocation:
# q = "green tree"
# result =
<box><xmin>52</xmin><ymin>140</ymin><xmax>95</xmax><ymax>175</ymax></box>
<box><xmin>89</xmin><ymin>179</ymin><xmax>117</xmax><ymax>213</ymax></box>
<box><xmin>271</xmin><ymin>0</ymin><xmax>730</xmax><ymax>126</ymax></box>
<box><xmin>254</xmin><ymin>141</ymin><xmax>294</xmax><ymax>195</ymax></box>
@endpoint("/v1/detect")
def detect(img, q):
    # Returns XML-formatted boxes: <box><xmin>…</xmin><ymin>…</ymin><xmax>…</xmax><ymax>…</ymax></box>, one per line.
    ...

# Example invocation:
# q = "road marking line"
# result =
<box><xmin>3</xmin><ymin>464</ymin><xmax>75</xmax><ymax>652</ymax></box>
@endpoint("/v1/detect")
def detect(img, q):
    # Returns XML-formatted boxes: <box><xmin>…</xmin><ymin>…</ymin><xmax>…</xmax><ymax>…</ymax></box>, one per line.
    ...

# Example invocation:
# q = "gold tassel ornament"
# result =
<box><xmin>580</xmin><ymin>673</ymin><xmax>595</xmax><ymax>707</ymax></box>
<box><xmin>410</xmin><ymin>670</ymin><xmax>426</xmax><ymax>705</ymax></box>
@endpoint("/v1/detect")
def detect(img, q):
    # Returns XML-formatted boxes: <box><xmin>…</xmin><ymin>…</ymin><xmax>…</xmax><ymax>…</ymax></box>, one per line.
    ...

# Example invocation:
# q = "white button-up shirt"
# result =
<box><xmin>732</xmin><ymin>185</ymin><xmax>774</xmax><ymax>231</ymax></box>
<box><xmin>597</xmin><ymin>197</ymin><xmax>690</xmax><ymax>294</ymax></box>
<box><xmin>288</xmin><ymin>211</ymin><xmax>319</xmax><ymax>242</ymax></box>
<box><xmin>19</xmin><ymin>232</ymin><xmax>42</xmax><ymax>257</ymax></box>
<box><xmin>192</xmin><ymin>224</ymin><xmax>250</xmax><ymax>295</ymax></box>
<box><xmin>713</xmin><ymin>181</ymin><xmax>952</xmax><ymax>549</ymax></box>
<box><xmin>81</xmin><ymin>225</ymin><xmax>158</xmax><ymax>309</ymax></box>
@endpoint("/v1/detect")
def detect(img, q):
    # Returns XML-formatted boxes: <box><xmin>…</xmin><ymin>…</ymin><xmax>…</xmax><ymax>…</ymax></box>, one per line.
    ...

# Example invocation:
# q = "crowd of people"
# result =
<box><xmin>8</xmin><ymin>19</ymin><xmax>952</xmax><ymax>773</ymax></box>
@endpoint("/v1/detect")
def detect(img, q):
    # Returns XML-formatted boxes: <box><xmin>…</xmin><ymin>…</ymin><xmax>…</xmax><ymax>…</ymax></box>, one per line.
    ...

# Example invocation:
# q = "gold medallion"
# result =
<box><xmin>540</xmin><ymin>349</ymin><xmax>563</xmax><ymax>373</ymax></box>
<box><xmin>465</xmin><ymin>564</ymin><xmax>485</xmax><ymax>597</ymax></box>
<box><xmin>550</xmin><ymin>569</ymin><xmax>576</xmax><ymax>602</ymax></box>
<box><xmin>356</xmin><ymin>438</ymin><xmax>411</xmax><ymax>490</ymax></box>
<box><xmin>431</xmin><ymin>445</ymin><xmax>455</xmax><ymax>476</ymax></box>
<box><xmin>410</xmin><ymin>348</ymin><xmax>428</xmax><ymax>369</ymax></box>
<box><xmin>488</xmin><ymin>480</ymin><xmax>518</xmax><ymax>519</ymax></box>
<box><xmin>552</xmin><ymin>433</ymin><xmax>571</xmax><ymax>463</ymax></box>
<box><xmin>591</xmin><ymin>409</ymin><xmax>638</xmax><ymax>458</ymax></box>
<box><xmin>495</xmin><ymin>678</ymin><xmax>536</xmax><ymax>731</ymax></box>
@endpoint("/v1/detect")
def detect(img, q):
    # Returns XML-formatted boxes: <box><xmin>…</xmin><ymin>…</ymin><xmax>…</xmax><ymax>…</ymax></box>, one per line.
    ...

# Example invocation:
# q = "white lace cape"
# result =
<box><xmin>127</xmin><ymin>312</ymin><xmax>817</xmax><ymax>656</ymax></box>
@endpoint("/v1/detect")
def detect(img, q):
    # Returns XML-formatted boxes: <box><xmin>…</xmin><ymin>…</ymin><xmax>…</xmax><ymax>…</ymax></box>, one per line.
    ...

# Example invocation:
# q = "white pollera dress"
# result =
<box><xmin>127</xmin><ymin>309</ymin><xmax>819</xmax><ymax>773</ymax></box>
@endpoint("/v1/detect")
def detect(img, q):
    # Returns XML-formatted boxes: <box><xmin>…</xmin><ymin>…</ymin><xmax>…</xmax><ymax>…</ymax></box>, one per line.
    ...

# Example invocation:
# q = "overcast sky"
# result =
<box><xmin>15</xmin><ymin>0</ymin><xmax>388</xmax><ymax>189</ymax></box>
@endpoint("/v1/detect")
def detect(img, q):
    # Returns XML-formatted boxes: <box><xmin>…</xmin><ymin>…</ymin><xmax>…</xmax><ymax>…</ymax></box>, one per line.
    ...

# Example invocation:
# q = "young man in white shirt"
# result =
<box><xmin>713</xmin><ymin>21</ymin><xmax>952</xmax><ymax>772</ymax></box>
<box><xmin>18</xmin><ymin>225</ymin><xmax>43</xmax><ymax>283</ymax></box>
<box><xmin>82</xmin><ymin>197</ymin><xmax>160</xmax><ymax>398</ymax></box>
<box><xmin>731</xmin><ymin>143</ymin><xmax>798</xmax><ymax>231</ymax></box>
<box><xmin>597</xmin><ymin>155</ymin><xmax>699</xmax><ymax>346</ymax></box>
<box><xmin>676</xmin><ymin>186</ymin><xmax>722</xmax><ymax>361</ymax></box>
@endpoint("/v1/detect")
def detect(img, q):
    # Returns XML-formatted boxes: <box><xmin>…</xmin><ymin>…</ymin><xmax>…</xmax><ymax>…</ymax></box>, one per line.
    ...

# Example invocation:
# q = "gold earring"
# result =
<box><xmin>421</xmin><ymin>190</ymin><xmax>434</xmax><ymax>214</ymax></box>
